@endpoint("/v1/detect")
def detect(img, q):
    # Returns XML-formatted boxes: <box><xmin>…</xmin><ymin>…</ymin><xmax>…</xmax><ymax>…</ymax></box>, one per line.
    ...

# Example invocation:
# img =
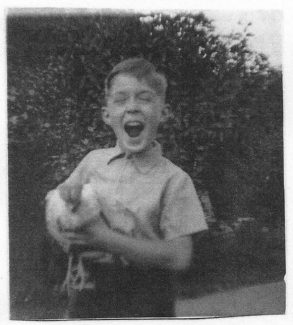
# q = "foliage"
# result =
<box><xmin>7</xmin><ymin>11</ymin><xmax>283</xmax><ymax>226</ymax></box>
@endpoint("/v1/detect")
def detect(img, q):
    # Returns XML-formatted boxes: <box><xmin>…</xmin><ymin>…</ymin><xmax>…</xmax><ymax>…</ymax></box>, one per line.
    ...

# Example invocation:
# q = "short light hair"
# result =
<box><xmin>105</xmin><ymin>58</ymin><xmax>167</xmax><ymax>100</ymax></box>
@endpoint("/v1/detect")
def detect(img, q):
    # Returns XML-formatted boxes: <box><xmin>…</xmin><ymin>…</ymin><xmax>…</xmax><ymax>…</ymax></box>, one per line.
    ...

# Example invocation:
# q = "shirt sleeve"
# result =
<box><xmin>160</xmin><ymin>171</ymin><xmax>208</xmax><ymax>240</ymax></box>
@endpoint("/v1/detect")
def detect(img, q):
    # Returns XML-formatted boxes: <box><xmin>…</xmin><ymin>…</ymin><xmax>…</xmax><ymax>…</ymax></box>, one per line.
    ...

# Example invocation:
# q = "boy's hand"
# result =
<box><xmin>58</xmin><ymin>183</ymin><xmax>82</xmax><ymax>210</ymax></box>
<box><xmin>62</xmin><ymin>217</ymin><xmax>110</xmax><ymax>247</ymax></box>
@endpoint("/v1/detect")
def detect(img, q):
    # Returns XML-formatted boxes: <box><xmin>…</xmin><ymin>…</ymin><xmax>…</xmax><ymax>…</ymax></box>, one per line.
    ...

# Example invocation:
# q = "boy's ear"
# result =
<box><xmin>160</xmin><ymin>104</ymin><xmax>171</xmax><ymax>123</ymax></box>
<box><xmin>102</xmin><ymin>106</ymin><xmax>111</xmax><ymax>126</ymax></box>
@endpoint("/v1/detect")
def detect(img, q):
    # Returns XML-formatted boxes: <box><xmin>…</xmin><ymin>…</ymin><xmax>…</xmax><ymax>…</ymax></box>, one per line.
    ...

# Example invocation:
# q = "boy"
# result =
<box><xmin>46</xmin><ymin>58</ymin><xmax>208</xmax><ymax>318</ymax></box>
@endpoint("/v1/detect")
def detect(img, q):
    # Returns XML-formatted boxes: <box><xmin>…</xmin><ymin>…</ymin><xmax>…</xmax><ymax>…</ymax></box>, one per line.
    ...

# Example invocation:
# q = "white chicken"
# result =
<box><xmin>45</xmin><ymin>183</ymin><xmax>111</xmax><ymax>293</ymax></box>
<box><xmin>45</xmin><ymin>183</ymin><xmax>102</xmax><ymax>252</ymax></box>
<box><xmin>45</xmin><ymin>182</ymin><xmax>136</xmax><ymax>294</ymax></box>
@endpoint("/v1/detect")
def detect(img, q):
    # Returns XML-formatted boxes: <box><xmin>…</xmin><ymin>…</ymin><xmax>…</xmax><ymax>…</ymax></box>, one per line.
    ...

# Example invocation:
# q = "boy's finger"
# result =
<box><xmin>70</xmin><ymin>186</ymin><xmax>82</xmax><ymax>204</ymax></box>
<box><xmin>69</xmin><ymin>239</ymin><xmax>87</xmax><ymax>246</ymax></box>
<box><xmin>74</xmin><ymin>218</ymin><xmax>99</xmax><ymax>233</ymax></box>
<box><xmin>58</xmin><ymin>184</ymin><xmax>81</xmax><ymax>207</ymax></box>
<box><xmin>57</xmin><ymin>184</ymin><xmax>70</xmax><ymax>202</ymax></box>
<box><xmin>62</xmin><ymin>232</ymin><xmax>87</xmax><ymax>242</ymax></box>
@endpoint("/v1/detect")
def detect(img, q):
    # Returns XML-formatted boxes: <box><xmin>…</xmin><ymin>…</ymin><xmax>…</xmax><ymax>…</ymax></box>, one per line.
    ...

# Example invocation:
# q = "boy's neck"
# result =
<box><xmin>117</xmin><ymin>141</ymin><xmax>156</xmax><ymax>158</ymax></box>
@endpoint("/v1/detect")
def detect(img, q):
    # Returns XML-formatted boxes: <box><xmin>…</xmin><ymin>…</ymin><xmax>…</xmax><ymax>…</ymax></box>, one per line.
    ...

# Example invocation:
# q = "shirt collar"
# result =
<box><xmin>107</xmin><ymin>141</ymin><xmax>163</xmax><ymax>174</ymax></box>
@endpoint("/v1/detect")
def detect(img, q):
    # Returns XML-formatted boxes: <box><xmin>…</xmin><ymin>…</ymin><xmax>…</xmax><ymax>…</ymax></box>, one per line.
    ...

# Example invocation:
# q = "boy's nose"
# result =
<box><xmin>126</xmin><ymin>98</ymin><xmax>140</xmax><ymax>113</ymax></box>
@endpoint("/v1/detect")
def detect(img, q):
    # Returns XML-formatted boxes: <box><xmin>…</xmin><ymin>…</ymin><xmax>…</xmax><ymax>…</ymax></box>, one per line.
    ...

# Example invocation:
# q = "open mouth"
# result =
<box><xmin>124</xmin><ymin>121</ymin><xmax>144</xmax><ymax>138</ymax></box>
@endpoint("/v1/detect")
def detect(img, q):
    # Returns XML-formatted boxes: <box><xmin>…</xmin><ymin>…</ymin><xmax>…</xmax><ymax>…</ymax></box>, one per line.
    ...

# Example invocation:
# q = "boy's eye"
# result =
<box><xmin>113</xmin><ymin>96</ymin><xmax>128</xmax><ymax>104</ymax></box>
<box><xmin>138</xmin><ymin>95</ymin><xmax>152</xmax><ymax>102</ymax></box>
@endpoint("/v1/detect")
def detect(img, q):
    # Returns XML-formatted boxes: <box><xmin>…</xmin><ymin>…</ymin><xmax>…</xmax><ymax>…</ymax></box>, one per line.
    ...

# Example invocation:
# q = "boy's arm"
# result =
<box><xmin>65</xmin><ymin>224</ymin><xmax>194</xmax><ymax>271</ymax></box>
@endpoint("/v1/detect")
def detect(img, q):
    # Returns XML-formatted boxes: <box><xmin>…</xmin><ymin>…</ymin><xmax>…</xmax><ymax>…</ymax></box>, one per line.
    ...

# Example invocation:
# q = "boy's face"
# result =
<box><xmin>102</xmin><ymin>74</ymin><xmax>168</xmax><ymax>154</ymax></box>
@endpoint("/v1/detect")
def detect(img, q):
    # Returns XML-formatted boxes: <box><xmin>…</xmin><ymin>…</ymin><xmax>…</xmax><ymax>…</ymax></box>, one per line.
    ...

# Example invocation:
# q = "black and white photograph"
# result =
<box><xmin>4</xmin><ymin>1</ymin><xmax>289</xmax><ymax>321</ymax></box>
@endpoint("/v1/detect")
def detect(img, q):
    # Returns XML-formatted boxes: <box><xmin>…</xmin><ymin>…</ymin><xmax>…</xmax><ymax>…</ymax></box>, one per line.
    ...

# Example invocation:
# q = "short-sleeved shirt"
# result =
<box><xmin>60</xmin><ymin>141</ymin><xmax>208</xmax><ymax>242</ymax></box>
<box><xmin>59</xmin><ymin>142</ymin><xmax>208</xmax><ymax>318</ymax></box>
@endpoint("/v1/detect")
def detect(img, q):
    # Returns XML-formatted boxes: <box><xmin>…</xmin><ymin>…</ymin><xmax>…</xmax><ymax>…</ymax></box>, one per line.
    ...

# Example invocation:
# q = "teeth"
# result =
<box><xmin>125</xmin><ymin>121</ymin><xmax>143</xmax><ymax>127</ymax></box>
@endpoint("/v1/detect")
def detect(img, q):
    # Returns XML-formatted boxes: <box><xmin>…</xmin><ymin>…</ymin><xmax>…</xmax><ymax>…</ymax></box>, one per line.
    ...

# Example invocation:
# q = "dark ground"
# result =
<box><xmin>9</xmin><ymin>203</ymin><xmax>285</xmax><ymax>320</ymax></box>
